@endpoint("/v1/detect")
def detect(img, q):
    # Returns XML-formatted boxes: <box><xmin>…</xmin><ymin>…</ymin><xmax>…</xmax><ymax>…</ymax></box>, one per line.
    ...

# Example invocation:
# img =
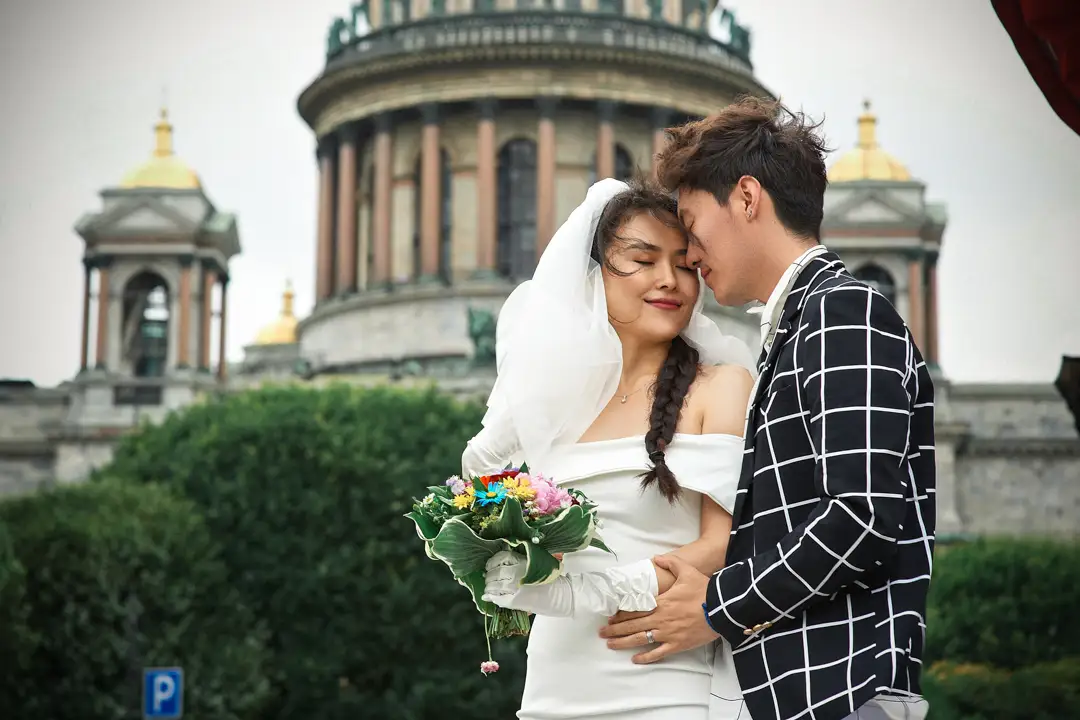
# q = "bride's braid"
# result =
<box><xmin>641</xmin><ymin>336</ymin><xmax>699</xmax><ymax>503</ymax></box>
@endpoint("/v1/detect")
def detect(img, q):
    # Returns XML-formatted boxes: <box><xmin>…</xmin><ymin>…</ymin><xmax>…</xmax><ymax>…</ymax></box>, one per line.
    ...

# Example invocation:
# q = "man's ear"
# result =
<box><xmin>735</xmin><ymin>176</ymin><xmax>762</xmax><ymax>220</ymax></box>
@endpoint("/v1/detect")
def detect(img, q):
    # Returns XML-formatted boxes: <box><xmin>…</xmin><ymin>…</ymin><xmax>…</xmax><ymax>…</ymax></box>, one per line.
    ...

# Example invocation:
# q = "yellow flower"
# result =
<box><xmin>465</xmin><ymin>486</ymin><xmax>476</xmax><ymax>497</ymax></box>
<box><xmin>503</xmin><ymin>476</ymin><xmax>536</xmax><ymax>501</ymax></box>
<box><xmin>453</xmin><ymin>493</ymin><xmax>474</xmax><ymax>510</ymax></box>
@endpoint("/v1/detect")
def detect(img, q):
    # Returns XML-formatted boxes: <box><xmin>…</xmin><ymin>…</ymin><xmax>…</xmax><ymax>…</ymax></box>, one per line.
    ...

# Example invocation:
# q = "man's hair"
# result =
<box><xmin>655</xmin><ymin>96</ymin><xmax>830</xmax><ymax>241</ymax></box>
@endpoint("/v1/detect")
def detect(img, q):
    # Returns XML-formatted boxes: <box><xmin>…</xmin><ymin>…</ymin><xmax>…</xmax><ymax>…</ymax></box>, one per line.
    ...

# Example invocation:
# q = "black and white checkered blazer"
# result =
<box><xmin>705</xmin><ymin>252</ymin><xmax>936</xmax><ymax>720</ymax></box>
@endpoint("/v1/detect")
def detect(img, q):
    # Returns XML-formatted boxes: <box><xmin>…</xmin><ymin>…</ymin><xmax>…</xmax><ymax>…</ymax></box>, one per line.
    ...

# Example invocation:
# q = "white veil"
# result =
<box><xmin>482</xmin><ymin>178</ymin><xmax>757</xmax><ymax>467</ymax></box>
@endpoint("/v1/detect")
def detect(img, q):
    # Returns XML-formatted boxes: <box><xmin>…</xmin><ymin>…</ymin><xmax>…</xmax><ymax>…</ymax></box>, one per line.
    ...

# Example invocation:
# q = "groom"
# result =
<box><xmin>601</xmin><ymin>97</ymin><xmax>936</xmax><ymax>720</ymax></box>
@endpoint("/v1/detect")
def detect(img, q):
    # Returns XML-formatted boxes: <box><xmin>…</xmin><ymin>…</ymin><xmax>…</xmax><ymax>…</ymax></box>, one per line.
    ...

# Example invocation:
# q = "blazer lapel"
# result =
<box><xmin>729</xmin><ymin>252</ymin><xmax>842</xmax><ymax>528</ymax></box>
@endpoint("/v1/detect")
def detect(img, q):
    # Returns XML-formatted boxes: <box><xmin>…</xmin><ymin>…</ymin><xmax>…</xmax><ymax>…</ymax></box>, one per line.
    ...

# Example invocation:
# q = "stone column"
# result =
<box><xmin>80</xmin><ymin>258</ymin><xmax>92</xmax><ymax>371</ymax></box>
<box><xmin>650</xmin><ymin>107</ymin><xmax>671</xmax><ymax>175</ymax></box>
<box><xmin>907</xmin><ymin>255</ymin><xmax>925</xmax><ymax>351</ymax></box>
<box><xmin>934</xmin><ymin>426</ymin><xmax>964</xmax><ymax>534</ymax></box>
<box><xmin>475</xmin><ymin>98</ymin><xmax>498</xmax><ymax>277</ymax></box>
<box><xmin>336</xmin><ymin>124</ymin><xmax>359</xmax><ymax>295</ymax></box>
<box><xmin>95</xmin><ymin>258</ymin><xmax>111</xmax><ymax>369</ymax></box>
<box><xmin>419</xmin><ymin>103</ymin><xmax>442</xmax><ymax>281</ymax></box>
<box><xmin>177</xmin><ymin>256</ymin><xmax>193</xmax><ymax>368</ymax></box>
<box><xmin>372</xmin><ymin>114</ymin><xmax>394</xmax><ymax>286</ymax></box>
<box><xmin>315</xmin><ymin>139</ymin><xmax>337</xmax><ymax>302</ymax></box>
<box><xmin>217</xmin><ymin>276</ymin><xmax>229</xmax><ymax>381</ymax></box>
<box><xmin>926</xmin><ymin>256</ymin><xmax>940</xmax><ymax>365</ymax></box>
<box><xmin>536</xmin><ymin>96</ymin><xmax>558</xmax><ymax>259</ymax></box>
<box><xmin>199</xmin><ymin>260</ymin><xmax>215</xmax><ymax>371</ymax></box>
<box><xmin>596</xmin><ymin>100</ymin><xmax>616</xmax><ymax>180</ymax></box>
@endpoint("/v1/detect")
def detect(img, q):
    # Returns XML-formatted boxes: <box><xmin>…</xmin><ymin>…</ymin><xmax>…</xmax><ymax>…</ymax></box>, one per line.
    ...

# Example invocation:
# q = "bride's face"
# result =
<box><xmin>601</xmin><ymin>212</ymin><xmax>699</xmax><ymax>343</ymax></box>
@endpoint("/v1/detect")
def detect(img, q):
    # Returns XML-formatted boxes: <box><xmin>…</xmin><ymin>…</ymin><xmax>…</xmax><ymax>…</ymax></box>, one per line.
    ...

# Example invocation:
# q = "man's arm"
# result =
<box><xmin>704</xmin><ymin>284</ymin><xmax>915</xmax><ymax>646</ymax></box>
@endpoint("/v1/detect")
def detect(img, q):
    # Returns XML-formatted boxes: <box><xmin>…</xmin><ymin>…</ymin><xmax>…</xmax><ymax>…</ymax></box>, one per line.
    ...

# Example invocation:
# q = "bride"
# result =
<box><xmin>461</xmin><ymin>178</ymin><xmax>757</xmax><ymax>720</ymax></box>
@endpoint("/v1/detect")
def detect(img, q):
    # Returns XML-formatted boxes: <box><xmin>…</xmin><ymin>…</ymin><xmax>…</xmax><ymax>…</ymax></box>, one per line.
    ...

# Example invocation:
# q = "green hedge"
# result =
<box><xmin>0</xmin><ymin>480</ymin><xmax>270</xmax><ymax>718</ymax></box>
<box><xmin>104</xmin><ymin>383</ymin><xmax>526</xmax><ymax>720</ymax></box>
<box><xmin>924</xmin><ymin>658</ymin><xmax>1080</xmax><ymax>720</ymax></box>
<box><xmin>925</xmin><ymin>537</ymin><xmax>1080</xmax><ymax>669</ymax></box>
<box><xmin>0</xmin><ymin>519</ymin><xmax>34</xmax><ymax>710</ymax></box>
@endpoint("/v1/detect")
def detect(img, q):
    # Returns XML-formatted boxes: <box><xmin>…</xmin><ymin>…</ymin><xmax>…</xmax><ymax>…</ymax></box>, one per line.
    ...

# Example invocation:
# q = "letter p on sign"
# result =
<box><xmin>143</xmin><ymin>668</ymin><xmax>183</xmax><ymax>718</ymax></box>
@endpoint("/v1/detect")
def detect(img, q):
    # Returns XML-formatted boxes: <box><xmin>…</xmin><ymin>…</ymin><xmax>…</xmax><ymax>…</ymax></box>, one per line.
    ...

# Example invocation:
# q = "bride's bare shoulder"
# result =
<box><xmin>689</xmin><ymin>364</ymin><xmax>754</xmax><ymax>436</ymax></box>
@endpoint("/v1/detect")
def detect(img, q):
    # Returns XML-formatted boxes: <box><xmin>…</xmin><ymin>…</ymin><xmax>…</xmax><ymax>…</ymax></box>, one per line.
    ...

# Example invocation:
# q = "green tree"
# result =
<box><xmin>105</xmin><ymin>384</ymin><xmax>527</xmax><ymax>720</ymax></box>
<box><xmin>925</xmin><ymin>538</ymin><xmax>1080</xmax><ymax>669</ymax></box>
<box><xmin>0</xmin><ymin>481</ymin><xmax>270</xmax><ymax>719</ymax></box>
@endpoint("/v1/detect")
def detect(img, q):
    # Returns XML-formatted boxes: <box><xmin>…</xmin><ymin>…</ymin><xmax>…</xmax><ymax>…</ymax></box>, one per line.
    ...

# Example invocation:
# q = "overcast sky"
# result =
<box><xmin>1</xmin><ymin>0</ymin><xmax>1078</xmax><ymax>387</ymax></box>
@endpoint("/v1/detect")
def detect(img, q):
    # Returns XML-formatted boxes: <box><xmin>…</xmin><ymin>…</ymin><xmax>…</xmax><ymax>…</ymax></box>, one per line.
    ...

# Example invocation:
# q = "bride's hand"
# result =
<box><xmin>482</xmin><ymin>551</ymin><xmax>527</xmax><ymax>609</ymax></box>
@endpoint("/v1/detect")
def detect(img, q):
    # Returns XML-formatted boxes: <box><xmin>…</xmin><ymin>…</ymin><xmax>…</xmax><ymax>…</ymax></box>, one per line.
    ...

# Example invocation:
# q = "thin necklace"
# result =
<box><xmin>617</xmin><ymin>378</ymin><xmax>653</xmax><ymax>404</ymax></box>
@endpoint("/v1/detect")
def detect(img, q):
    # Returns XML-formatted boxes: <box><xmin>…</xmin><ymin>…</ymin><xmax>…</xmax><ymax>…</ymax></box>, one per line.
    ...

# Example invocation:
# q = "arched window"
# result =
<box><xmin>121</xmin><ymin>271</ymin><xmax>170</xmax><ymax>378</ymax></box>
<box><xmin>853</xmin><ymin>264</ymin><xmax>897</xmax><ymax>306</ymax></box>
<box><xmin>497</xmin><ymin>139</ymin><xmax>538</xmax><ymax>279</ymax></box>
<box><xmin>412</xmin><ymin>148</ymin><xmax>453</xmax><ymax>281</ymax></box>
<box><xmin>589</xmin><ymin>143</ymin><xmax>635</xmax><ymax>184</ymax></box>
<box><xmin>598</xmin><ymin>0</ymin><xmax>624</xmax><ymax>14</ymax></box>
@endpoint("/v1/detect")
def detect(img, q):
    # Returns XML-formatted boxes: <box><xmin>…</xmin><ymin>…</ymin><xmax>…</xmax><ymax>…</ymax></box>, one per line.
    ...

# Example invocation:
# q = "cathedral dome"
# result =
<box><xmin>828</xmin><ymin>101</ymin><xmax>911</xmax><ymax>183</ymax></box>
<box><xmin>254</xmin><ymin>281</ymin><xmax>298</xmax><ymax>345</ymax></box>
<box><xmin>120</xmin><ymin>108</ymin><xmax>202</xmax><ymax>190</ymax></box>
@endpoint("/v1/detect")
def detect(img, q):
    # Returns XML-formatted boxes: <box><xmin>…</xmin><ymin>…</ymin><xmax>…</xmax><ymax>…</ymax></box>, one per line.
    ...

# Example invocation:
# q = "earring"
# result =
<box><xmin>746</xmin><ymin>208</ymin><xmax>753</xmax><ymax>220</ymax></box>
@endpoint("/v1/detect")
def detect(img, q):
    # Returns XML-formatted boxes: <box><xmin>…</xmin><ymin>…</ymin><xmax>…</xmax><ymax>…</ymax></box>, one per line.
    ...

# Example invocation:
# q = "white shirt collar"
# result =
<box><xmin>756</xmin><ymin>244</ymin><xmax>828</xmax><ymax>348</ymax></box>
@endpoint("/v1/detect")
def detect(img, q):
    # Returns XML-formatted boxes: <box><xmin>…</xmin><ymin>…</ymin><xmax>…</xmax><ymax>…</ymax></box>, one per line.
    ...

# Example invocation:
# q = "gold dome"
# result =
<box><xmin>254</xmin><ymin>281</ymin><xmax>299</xmax><ymax>345</ymax></box>
<box><xmin>828</xmin><ymin>101</ymin><xmax>911</xmax><ymax>183</ymax></box>
<box><xmin>119</xmin><ymin>108</ymin><xmax>202</xmax><ymax>190</ymax></box>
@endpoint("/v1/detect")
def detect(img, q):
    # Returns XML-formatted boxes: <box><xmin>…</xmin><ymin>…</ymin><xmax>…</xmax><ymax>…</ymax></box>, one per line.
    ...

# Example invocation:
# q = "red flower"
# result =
<box><xmin>479</xmin><ymin>469</ymin><xmax>520</xmax><ymax>488</ymax></box>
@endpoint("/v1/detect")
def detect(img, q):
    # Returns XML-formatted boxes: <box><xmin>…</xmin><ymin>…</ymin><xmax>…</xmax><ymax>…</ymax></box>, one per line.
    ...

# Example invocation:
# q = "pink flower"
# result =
<box><xmin>480</xmin><ymin>660</ymin><xmax>500</xmax><ymax>675</ymax></box>
<box><xmin>526</xmin><ymin>474</ymin><xmax>572</xmax><ymax>516</ymax></box>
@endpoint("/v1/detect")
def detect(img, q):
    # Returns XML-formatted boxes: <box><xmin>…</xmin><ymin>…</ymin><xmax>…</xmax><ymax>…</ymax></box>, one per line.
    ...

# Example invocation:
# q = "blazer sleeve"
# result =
<box><xmin>703</xmin><ymin>284</ymin><xmax>916</xmax><ymax>646</ymax></box>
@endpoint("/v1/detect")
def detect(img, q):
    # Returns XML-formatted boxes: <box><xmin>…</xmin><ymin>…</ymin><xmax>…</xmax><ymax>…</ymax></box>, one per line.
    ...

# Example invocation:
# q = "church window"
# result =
<box><xmin>497</xmin><ymin>138</ymin><xmax>538</xmax><ymax>279</ymax></box>
<box><xmin>122</xmin><ymin>272</ymin><xmax>170</xmax><ymax>378</ymax></box>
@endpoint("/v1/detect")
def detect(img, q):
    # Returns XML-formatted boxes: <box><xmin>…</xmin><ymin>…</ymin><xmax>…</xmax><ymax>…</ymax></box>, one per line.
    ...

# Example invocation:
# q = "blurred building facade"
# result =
<box><xmin>1</xmin><ymin>1</ymin><xmax>1077</xmax><ymax>537</ymax></box>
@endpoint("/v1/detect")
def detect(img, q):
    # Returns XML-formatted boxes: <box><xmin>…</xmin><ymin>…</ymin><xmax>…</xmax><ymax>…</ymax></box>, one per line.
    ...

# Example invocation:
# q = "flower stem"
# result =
<box><xmin>485</xmin><ymin>613</ymin><xmax>493</xmax><ymax>662</ymax></box>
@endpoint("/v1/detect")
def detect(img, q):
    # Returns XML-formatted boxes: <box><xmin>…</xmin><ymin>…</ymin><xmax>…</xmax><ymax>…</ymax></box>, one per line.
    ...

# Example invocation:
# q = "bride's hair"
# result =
<box><xmin>589</xmin><ymin>181</ymin><xmax>701</xmax><ymax>503</ymax></box>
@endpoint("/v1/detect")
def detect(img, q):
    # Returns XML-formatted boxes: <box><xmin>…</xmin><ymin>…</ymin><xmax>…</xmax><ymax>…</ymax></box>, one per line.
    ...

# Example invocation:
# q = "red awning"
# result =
<box><xmin>992</xmin><ymin>0</ymin><xmax>1080</xmax><ymax>136</ymax></box>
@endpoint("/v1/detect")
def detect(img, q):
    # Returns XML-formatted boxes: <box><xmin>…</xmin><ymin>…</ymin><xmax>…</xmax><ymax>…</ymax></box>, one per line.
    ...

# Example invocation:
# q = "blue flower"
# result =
<box><xmin>476</xmin><ymin>481</ymin><xmax>507</xmax><ymax>507</ymax></box>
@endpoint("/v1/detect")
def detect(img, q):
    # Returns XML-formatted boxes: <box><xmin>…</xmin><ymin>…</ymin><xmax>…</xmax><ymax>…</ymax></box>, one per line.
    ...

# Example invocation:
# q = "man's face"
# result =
<box><xmin>677</xmin><ymin>188</ymin><xmax>754</xmax><ymax>306</ymax></box>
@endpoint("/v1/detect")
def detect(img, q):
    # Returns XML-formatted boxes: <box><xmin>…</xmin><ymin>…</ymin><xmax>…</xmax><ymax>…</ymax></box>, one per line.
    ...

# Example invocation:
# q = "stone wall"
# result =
<box><xmin>955</xmin><ymin>453</ymin><xmax>1080</xmax><ymax>537</ymax></box>
<box><xmin>949</xmin><ymin>382</ymin><xmax>1080</xmax><ymax>537</ymax></box>
<box><xmin>0</xmin><ymin>382</ymin><xmax>67</xmax><ymax>495</ymax></box>
<box><xmin>948</xmin><ymin>383</ymin><xmax>1077</xmax><ymax>440</ymax></box>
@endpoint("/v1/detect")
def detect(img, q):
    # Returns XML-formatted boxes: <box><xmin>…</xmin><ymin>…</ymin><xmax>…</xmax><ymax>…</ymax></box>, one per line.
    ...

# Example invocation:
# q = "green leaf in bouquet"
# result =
<box><xmin>521</xmin><ymin>541</ymin><xmax>562</xmax><ymax>585</ymax></box>
<box><xmin>429</xmin><ymin>517</ymin><xmax>504</xmax><ymax>578</ymax></box>
<box><xmin>458</xmin><ymin>568</ymin><xmax>499</xmax><ymax>616</ymax></box>
<box><xmin>534</xmin><ymin>504</ymin><xmax>597</xmax><ymax>555</ymax></box>
<box><xmin>589</xmin><ymin>535</ymin><xmax>615</xmax><ymax>556</ymax></box>
<box><xmin>479</xmin><ymin>496</ymin><xmax>536</xmax><ymax>543</ymax></box>
<box><xmin>405</xmin><ymin>510</ymin><xmax>441</xmax><ymax>542</ymax></box>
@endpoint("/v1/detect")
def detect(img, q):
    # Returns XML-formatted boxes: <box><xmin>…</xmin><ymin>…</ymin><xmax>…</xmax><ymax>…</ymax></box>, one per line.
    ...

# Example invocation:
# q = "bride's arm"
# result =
<box><xmin>483</xmin><ymin>365</ymin><xmax>753</xmax><ymax>618</ymax></box>
<box><xmin>652</xmin><ymin>364</ymin><xmax>753</xmax><ymax>594</ymax></box>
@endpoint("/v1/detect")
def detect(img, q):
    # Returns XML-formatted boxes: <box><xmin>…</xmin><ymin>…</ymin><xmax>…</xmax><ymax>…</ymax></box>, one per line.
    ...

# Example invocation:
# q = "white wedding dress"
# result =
<box><xmin>519</xmin><ymin>432</ymin><xmax>749</xmax><ymax>720</ymax></box>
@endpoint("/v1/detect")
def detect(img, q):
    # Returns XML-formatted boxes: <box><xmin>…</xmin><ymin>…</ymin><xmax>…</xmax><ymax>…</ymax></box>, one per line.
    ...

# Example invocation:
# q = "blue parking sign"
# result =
<box><xmin>143</xmin><ymin>668</ymin><xmax>183</xmax><ymax>718</ymax></box>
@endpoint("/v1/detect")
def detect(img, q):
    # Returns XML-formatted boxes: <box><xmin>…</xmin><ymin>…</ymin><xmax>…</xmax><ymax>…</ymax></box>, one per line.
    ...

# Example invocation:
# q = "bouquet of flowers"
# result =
<box><xmin>406</xmin><ymin>466</ymin><xmax>611</xmax><ymax>674</ymax></box>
